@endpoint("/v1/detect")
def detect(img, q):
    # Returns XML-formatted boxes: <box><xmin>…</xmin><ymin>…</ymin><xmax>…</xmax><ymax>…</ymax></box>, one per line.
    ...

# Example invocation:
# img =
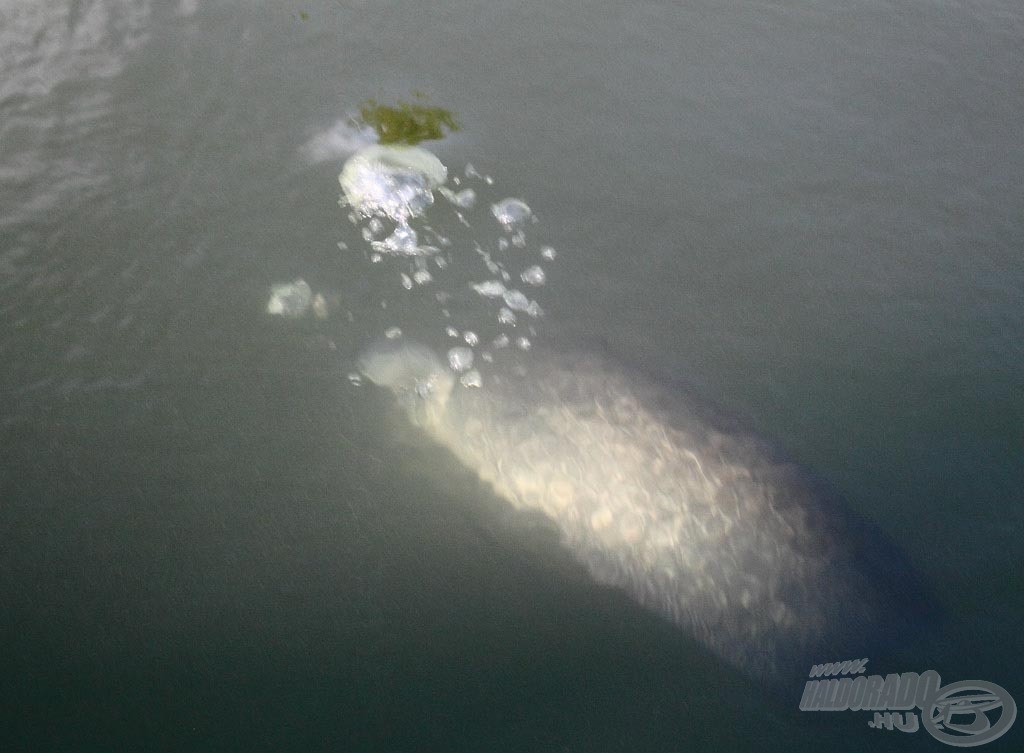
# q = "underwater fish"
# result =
<box><xmin>358</xmin><ymin>339</ymin><xmax>938</xmax><ymax>686</ymax></box>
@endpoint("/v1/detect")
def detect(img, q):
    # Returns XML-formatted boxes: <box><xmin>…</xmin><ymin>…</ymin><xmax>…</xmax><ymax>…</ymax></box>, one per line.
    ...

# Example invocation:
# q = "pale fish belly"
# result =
<box><xmin>361</xmin><ymin>342</ymin><xmax>938</xmax><ymax>686</ymax></box>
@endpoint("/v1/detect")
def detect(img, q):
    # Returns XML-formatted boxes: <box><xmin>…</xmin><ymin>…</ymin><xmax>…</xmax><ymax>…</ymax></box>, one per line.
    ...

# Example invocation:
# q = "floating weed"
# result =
<box><xmin>357</xmin><ymin>98</ymin><xmax>460</xmax><ymax>145</ymax></box>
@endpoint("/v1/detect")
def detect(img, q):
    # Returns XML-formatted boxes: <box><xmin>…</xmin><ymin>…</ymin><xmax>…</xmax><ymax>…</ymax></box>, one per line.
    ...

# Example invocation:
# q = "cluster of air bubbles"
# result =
<box><xmin>338</xmin><ymin>144</ymin><xmax>557</xmax><ymax>386</ymax></box>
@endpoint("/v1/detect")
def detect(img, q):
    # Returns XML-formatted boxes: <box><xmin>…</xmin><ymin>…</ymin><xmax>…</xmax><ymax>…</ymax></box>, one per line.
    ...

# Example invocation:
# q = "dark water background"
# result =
<box><xmin>1</xmin><ymin>1</ymin><xmax>1021</xmax><ymax>750</ymax></box>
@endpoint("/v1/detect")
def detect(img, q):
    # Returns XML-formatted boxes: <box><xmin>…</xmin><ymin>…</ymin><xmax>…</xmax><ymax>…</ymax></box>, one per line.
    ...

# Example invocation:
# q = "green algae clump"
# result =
<box><xmin>358</xmin><ymin>99</ymin><xmax>460</xmax><ymax>145</ymax></box>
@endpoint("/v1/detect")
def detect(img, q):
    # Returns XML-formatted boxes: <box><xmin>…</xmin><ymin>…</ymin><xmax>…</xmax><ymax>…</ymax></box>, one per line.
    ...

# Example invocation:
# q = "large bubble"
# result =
<box><xmin>339</xmin><ymin>145</ymin><xmax>447</xmax><ymax>223</ymax></box>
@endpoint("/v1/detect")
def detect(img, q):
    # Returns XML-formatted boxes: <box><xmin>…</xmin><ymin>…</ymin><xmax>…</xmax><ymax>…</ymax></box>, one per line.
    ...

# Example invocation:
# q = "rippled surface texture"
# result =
<box><xmin>1</xmin><ymin>1</ymin><xmax>1021</xmax><ymax>751</ymax></box>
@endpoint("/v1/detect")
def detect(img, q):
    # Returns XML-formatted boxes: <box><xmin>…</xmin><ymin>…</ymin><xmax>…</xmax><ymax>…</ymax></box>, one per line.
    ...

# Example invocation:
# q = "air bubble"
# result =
<box><xmin>521</xmin><ymin>266</ymin><xmax>545</xmax><ymax>285</ymax></box>
<box><xmin>375</xmin><ymin>223</ymin><xmax>419</xmax><ymax>255</ymax></box>
<box><xmin>312</xmin><ymin>293</ymin><xmax>329</xmax><ymax>319</ymax></box>
<box><xmin>460</xmin><ymin>370</ymin><xmax>482</xmax><ymax>388</ymax></box>
<box><xmin>448</xmin><ymin>346</ymin><xmax>474</xmax><ymax>372</ymax></box>
<box><xmin>266</xmin><ymin>280</ymin><xmax>312</xmax><ymax>318</ymax></box>
<box><xmin>438</xmin><ymin>186</ymin><xmax>476</xmax><ymax>208</ymax></box>
<box><xmin>472</xmin><ymin>280</ymin><xmax>506</xmax><ymax>298</ymax></box>
<box><xmin>491</xmin><ymin>198</ymin><xmax>532</xmax><ymax>231</ymax></box>
<box><xmin>339</xmin><ymin>145</ymin><xmax>446</xmax><ymax>222</ymax></box>
<box><xmin>502</xmin><ymin>289</ymin><xmax>531</xmax><ymax>311</ymax></box>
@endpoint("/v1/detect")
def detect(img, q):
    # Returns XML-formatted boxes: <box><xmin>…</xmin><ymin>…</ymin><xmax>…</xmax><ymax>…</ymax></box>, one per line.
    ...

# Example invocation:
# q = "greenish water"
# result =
<box><xmin>1</xmin><ymin>1</ymin><xmax>1021</xmax><ymax>751</ymax></box>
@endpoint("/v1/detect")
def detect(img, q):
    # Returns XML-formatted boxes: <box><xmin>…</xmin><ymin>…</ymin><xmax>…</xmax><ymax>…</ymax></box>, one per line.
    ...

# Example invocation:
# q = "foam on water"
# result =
<box><xmin>299</xmin><ymin>119</ymin><xmax>377</xmax><ymax>164</ymax></box>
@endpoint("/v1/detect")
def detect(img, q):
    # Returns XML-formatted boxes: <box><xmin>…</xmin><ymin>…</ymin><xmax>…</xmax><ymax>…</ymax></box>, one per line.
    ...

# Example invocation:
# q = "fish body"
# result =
<box><xmin>358</xmin><ymin>340</ymin><xmax>937</xmax><ymax>685</ymax></box>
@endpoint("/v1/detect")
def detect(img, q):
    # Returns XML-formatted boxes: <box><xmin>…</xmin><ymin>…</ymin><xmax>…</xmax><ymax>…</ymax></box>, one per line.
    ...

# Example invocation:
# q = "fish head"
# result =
<box><xmin>357</xmin><ymin>339</ymin><xmax>455</xmax><ymax>428</ymax></box>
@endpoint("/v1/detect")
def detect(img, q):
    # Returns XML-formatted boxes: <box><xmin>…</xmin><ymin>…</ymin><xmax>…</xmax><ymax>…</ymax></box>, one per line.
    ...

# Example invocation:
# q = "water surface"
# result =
<box><xmin>1</xmin><ymin>1</ymin><xmax>1022</xmax><ymax>750</ymax></box>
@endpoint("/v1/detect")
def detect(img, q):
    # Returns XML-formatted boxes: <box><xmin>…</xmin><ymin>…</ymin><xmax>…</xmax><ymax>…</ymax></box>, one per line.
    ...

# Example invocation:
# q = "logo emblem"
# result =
<box><xmin>922</xmin><ymin>680</ymin><xmax>1017</xmax><ymax>748</ymax></box>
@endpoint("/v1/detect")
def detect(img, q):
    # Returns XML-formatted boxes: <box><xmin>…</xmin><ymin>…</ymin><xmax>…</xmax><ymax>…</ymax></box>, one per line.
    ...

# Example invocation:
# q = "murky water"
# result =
<box><xmin>1</xmin><ymin>1</ymin><xmax>1021</xmax><ymax>750</ymax></box>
